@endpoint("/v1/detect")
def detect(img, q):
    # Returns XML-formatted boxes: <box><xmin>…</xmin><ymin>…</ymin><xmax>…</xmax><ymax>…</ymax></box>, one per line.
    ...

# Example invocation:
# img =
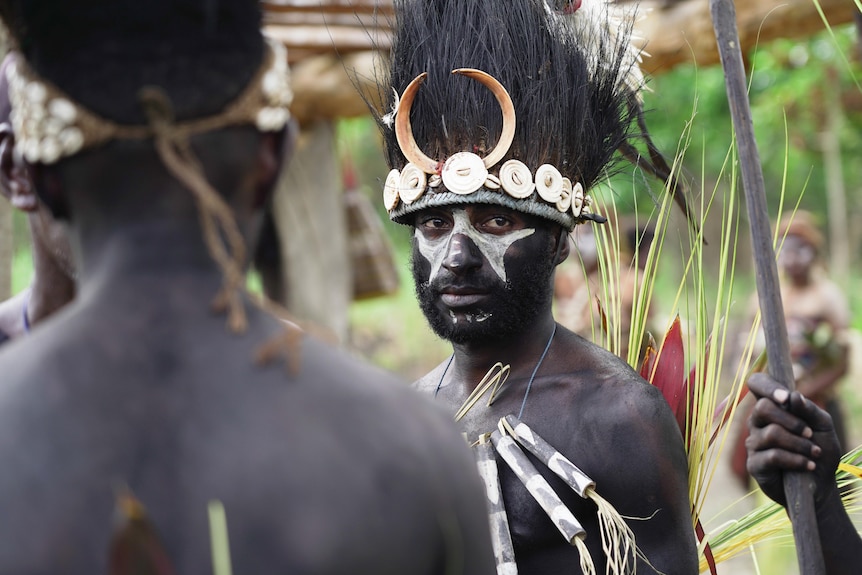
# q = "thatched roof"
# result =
<box><xmin>263</xmin><ymin>0</ymin><xmax>859</xmax><ymax>124</ymax></box>
<box><xmin>262</xmin><ymin>0</ymin><xmax>392</xmax><ymax>64</ymax></box>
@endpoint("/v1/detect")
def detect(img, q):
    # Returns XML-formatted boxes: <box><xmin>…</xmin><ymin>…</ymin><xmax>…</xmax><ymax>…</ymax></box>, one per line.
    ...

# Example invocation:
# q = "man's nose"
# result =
<box><xmin>442</xmin><ymin>233</ymin><xmax>482</xmax><ymax>274</ymax></box>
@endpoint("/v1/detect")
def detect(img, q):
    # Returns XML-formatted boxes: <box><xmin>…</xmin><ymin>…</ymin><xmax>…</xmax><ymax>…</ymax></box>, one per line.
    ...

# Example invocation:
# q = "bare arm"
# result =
<box><xmin>747</xmin><ymin>374</ymin><xmax>862</xmax><ymax>575</ymax></box>
<box><xmin>604</xmin><ymin>386</ymin><xmax>699</xmax><ymax>574</ymax></box>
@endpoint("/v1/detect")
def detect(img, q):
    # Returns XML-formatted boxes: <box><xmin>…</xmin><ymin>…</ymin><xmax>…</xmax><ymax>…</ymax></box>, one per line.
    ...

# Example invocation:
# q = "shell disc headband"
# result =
<box><xmin>384</xmin><ymin>68</ymin><xmax>595</xmax><ymax>231</ymax></box>
<box><xmin>6</xmin><ymin>38</ymin><xmax>293</xmax><ymax>165</ymax></box>
<box><xmin>6</xmin><ymin>39</ymin><xmax>293</xmax><ymax>334</ymax></box>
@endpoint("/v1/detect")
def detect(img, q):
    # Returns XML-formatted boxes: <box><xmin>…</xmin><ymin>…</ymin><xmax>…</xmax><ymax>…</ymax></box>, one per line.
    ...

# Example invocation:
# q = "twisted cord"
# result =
<box><xmin>139</xmin><ymin>87</ymin><xmax>248</xmax><ymax>333</ymax></box>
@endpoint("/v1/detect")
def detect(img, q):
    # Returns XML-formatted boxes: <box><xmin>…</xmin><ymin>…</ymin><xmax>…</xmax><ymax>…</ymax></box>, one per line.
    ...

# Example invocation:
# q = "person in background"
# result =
<box><xmin>0</xmin><ymin>52</ymin><xmax>75</xmax><ymax>343</ymax></box>
<box><xmin>773</xmin><ymin>211</ymin><xmax>850</xmax><ymax>450</ymax></box>
<box><xmin>555</xmin><ymin>220</ymin><xmax>655</xmax><ymax>363</ymax></box>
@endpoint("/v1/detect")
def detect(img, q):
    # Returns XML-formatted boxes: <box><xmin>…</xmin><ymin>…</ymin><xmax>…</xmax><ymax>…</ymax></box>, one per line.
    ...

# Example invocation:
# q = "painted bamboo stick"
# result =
<box><xmin>474</xmin><ymin>437</ymin><xmax>518</xmax><ymax>575</ymax></box>
<box><xmin>501</xmin><ymin>416</ymin><xmax>636</xmax><ymax>575</ymax></box>
<box><xmin>501</xmin><ymin>415</ymin><xmax>594</xmax><ymax>497</ymax></box>
<box><xmin>489</xmin><ymin>430</ymin><xmax>585</xmax><ymax>544</ymax></box>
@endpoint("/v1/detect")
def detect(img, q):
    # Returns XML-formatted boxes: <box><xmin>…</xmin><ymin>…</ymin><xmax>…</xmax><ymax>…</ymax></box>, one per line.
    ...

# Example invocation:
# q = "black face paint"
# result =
<box><xmin>411</xmin><ymin>227</ymin><xmax>558</xmax><ymax>345</ymax></box>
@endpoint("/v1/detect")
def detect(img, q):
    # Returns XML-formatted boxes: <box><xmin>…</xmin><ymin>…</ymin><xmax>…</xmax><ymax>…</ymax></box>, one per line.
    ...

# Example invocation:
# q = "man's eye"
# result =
<box><xmin>483</xmin><ymin>216</ymin><xmax>512</xmax><ymax>230</ymax></box>
<box><xmin>420</xmin><ymin>217</ymin><xmax>448</xmax><ymax>230</ymax></box>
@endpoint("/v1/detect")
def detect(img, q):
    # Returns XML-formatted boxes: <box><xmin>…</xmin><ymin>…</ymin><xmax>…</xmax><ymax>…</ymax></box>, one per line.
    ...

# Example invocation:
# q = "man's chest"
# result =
<box><xmin>440</xmin><ymin>394</ymin><xmax>609</xmax><ymax>543</ymax></box>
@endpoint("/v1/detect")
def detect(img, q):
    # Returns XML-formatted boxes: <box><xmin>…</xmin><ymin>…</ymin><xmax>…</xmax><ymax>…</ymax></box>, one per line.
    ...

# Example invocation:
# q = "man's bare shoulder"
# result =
<box><xmin>539</xmin><ymin>328</ymin><xmax>680</xmax><ymax>446</ymax></box>
<box><xmin>553</xmin><ymin>328</ymin><xmax>656</xmax><ymax>396</ymax></box>
<box><xmin>0</xmin><ymin>311</ymin><xmax>458</xmax><ymax>443</ymax></box>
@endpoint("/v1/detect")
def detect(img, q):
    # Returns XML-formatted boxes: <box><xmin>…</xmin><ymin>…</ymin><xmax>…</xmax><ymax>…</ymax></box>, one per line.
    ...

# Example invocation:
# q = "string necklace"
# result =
<box><xmin>434</xmin><ymin>323</ymin><xmax>557</xmax><ymax>420</ymax></box>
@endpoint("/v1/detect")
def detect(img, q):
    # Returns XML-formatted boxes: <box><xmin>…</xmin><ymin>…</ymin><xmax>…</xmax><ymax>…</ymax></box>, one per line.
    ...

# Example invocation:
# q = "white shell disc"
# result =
<box><xmin>58</xmin><ymin>127</ymin><xmax>84</xmax><ymax>155</ymax></box>
<box><xmin>499</xmin><ymin>159</ymin><xmax>534</xmax><ymax>199</ymax></box>
<box><xmin>535</xmin><ymin>164</ymin><xmax>563</xmax><ymax>203</ymax></box>
<box><xmin>484</xmin><ymin>173</ymin><xmax>501</xmax><ymax>190</ymax></box>
<box><xmin>441</xmin><ymin>152</ymin><xmax>488</xmax><ymax>195</ymax></box>
<box><xmin>398</xmin><ymin>163</ymin><xmax>427</xmax><ymax>204</ymax></box>
<box><xmin>48</xmin><ymin>98</ymin><xmax>77</xmax><ymax>123</ymax></box>
<box><xmin>39</xmin><ymin>137</ymin><xmax>61</xmax><ymax>164</ymax></box>
<box><xmin>571</xmin><ymin>182</ymin><xmax>585</xmax><ymax>218</ymax></box>
<box><xmin>556</xmin><ymin>177</ymin><xmax>573</xmax><ymax>213</ymax></box>
<box><xmin>383</xmin><ymin>169</ymin><xmax>401</xmax><ymax>211</ymax></box>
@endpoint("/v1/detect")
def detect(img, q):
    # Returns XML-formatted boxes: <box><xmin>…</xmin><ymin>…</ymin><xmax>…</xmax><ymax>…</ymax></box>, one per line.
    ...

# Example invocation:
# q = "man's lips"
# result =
<box><xmin>438</xmin><ymin>287</ymin><xmax>489</xmax><ymax>308</ymax></box>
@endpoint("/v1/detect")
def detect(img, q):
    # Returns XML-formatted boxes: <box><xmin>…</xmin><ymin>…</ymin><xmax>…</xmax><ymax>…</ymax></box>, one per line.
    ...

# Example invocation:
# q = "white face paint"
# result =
<box><xmin>414</xmin><ymin>208</ymin><xmax>535</xmax><ymax>283</ymax></box>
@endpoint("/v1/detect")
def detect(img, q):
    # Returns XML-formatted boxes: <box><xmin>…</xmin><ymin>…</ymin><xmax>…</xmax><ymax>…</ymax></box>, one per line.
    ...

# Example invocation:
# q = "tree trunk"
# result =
<box><xmin>819</xmin><ymin>69</ymin><xmax>850</xmax><ymax>288</ymax></box>
<box><xmin>271</xmin><ymin>120</ymin><xmax>351</xmax><ymax>343</ymax></box>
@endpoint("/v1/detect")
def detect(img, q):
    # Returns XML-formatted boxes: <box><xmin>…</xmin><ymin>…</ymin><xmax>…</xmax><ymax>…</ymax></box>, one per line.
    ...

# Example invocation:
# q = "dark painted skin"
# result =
<box><xmin>411</xmin><ymin>205</ymin><xmax>699</xmax><ymax>574</ymax></box>
<box><xmin>747</xmin><ymin>374</ymin><xmax>862</xmax><ymax>575</ymax></box>
<box><xmin>0</xmin><ymin>122</ymin><xmax>495</xmax><ymax>574</ymax></box>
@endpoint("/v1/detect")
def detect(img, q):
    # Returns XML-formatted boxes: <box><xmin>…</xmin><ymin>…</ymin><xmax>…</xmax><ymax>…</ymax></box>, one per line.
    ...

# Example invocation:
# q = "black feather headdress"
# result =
<box><xmin>376</xmin><ymin>0</ymin><xmax>645</xmax><ymax>230</ymax></box>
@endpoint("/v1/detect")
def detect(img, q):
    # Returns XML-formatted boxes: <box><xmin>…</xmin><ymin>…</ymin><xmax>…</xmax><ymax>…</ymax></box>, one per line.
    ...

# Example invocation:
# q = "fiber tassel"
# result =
<box><xmin>254</xmin><ymin>327</ymin><xmax>305</xmax><ymax>375</ymax></box>
<box><xmin>591</xmin><ymin>492</ymin><xmax>635</xmax><ymax>575</ymax></box>
<box><xmin>108</xmin><ymin>487</ymin><xmax>177</xmax><ymax>575</ymax></box>
<box><xmin>574</xmin><ymin>536</ymin><xmax>597</xmax><ymax>575</ymax></box>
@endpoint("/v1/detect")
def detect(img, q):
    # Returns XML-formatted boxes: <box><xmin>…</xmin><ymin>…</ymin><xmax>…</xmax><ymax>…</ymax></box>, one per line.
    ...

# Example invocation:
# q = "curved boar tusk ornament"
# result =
<box><xmin>394</xmin><ymin>73</ymin><xmax>439</xmax><ymax>174</ymax></box>
<box><xmin>451</xmin><ymin>68</ymin><xmax>516</xmax><ymax>169</ymax></box>
<box><xmin>395</xmin><ymin>69</ymin><xmax>516</xmax><ymax>175</ymax></box>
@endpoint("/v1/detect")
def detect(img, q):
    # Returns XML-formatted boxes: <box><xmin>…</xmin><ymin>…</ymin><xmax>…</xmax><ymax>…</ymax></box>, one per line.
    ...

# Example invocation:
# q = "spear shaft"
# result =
<box><xmin>708</xmin><ymin>1</ymin><xmax>825</xmax><ymax>574</ymax></box>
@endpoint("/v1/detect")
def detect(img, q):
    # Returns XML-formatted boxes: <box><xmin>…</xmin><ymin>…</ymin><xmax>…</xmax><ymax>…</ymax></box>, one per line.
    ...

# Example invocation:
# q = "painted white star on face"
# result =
<box><xmin>415</xmin><ymin>208</ymin><xmax>535</xmax><ymax>283</ymax></box>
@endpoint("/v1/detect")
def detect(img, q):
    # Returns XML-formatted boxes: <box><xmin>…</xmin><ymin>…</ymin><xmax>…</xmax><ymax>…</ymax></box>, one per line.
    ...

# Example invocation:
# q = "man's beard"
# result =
<box><xmin>412</xmin><ymin>249</ymin><xmax>556</xmax><ymax>345</ymax></box>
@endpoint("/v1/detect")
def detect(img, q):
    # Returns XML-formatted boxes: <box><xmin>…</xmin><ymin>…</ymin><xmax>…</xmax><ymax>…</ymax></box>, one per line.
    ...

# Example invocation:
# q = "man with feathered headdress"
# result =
<box><xmin>0</xmin><ymin>0</ymin><xmax>496</xmax><ymax>572</ymax></box>
<box><xmin>375</xmin><ymin>0</ymin><xmax>698</xmax><ymax>572</ymax></box>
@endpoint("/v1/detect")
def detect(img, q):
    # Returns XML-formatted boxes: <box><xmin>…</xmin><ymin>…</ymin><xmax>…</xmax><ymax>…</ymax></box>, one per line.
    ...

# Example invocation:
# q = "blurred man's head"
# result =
<box><xmin>0</xmin><ymin>0</ymin><xmax>294</xmax><ymax>330</ymax></box>
<box><xmin>777</xmin><ymin>211</ymin><xmax>822</xmax><ymax>285</ymax></box>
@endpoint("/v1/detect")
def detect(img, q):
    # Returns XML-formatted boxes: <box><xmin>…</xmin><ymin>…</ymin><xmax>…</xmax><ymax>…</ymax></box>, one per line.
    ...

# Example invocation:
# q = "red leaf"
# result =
<box><xmin>680</xmin><ymin>338</ymin><xmax>710</xmax><ymax>447</ymax></box>
<box><xmin>639</xmin><ymin>333</ymin><xmax>658</xmax><ymax>380</ymax></box>
<box><xmin>109</xmin><ymin>489</ymin><xmax>177</xmax><ymax>575</ymax></box>
<box><xmin>649</xmin><ymin>316</ymin><xmax>688</xmax><ymax>434</ymax></box>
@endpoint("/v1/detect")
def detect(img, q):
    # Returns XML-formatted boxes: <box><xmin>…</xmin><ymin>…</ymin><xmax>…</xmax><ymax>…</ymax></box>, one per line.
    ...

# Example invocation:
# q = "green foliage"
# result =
<box><xmin>642</xmin><ymin>24</ymin><xmax>861</xmax><ymax>218</ymax></box>
<box><xmin>12</xmin><ymin>249</ymin><xmax>32</xmax><ymax>294</ymax></box>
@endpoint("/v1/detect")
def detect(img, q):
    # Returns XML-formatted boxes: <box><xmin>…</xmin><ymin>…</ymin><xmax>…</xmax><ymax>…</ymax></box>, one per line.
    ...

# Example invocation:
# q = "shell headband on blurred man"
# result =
<box><xmin>5</xmin><ymin>38</ymin><xmax>294</xmax><ymax>333</ymax></box>
<box><xmin>6</xmin><ymin>38</ymin><xmax>292</xmax><ymax>165</ymax></box>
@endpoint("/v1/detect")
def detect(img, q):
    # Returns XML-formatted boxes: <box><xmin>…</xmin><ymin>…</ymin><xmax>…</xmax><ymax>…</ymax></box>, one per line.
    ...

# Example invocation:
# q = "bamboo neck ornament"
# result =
<box><xmin>476</xmin><ymin>415</ymin><xmax>639</xmax><ymax>575</ymax></box>
<box><xmin>434</xmin><ymin>323</ymin><xmax>556</xmax><ymax>421</ymax></box>
<box><xmin>434</xmin><ymin>324</ymin><xmax>638</xmax><ymax>574</ymax></box>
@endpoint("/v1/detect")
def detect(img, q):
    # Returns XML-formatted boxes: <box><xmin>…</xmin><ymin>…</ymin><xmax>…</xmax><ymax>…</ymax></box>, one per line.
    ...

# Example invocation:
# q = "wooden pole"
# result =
<box><xmin>271</xmin><ymin>120</ymin><xmax>351</xmax><ymax>343</ymax></box>
<box><xmin>708</xmin><ymin>2</ymin><xmax>825</xmax><ymax>574</ymax></box>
